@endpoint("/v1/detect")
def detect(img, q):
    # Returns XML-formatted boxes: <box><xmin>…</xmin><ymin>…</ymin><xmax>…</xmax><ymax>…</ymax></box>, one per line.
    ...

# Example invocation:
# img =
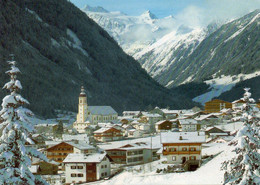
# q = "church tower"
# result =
<box><xmin>76</xmin><ymin>86</ymin><xmax>88</xmax><ymax>123</ymax></box>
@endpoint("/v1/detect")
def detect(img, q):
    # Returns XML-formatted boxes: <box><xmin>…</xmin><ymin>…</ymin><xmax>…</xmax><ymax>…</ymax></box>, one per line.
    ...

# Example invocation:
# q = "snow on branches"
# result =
<box><xmin>0</xmin><ymin>59</ymin><xmax>48</xmax><ymax>185</ymax></box>
<box><xmin>221</xmin><ymin>88</ymin><xmax>260</xmax><ymax>185</ymax></box>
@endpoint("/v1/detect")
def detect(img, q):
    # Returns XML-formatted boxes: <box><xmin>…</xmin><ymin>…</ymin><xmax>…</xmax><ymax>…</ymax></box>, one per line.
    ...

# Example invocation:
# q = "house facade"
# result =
<box><xmin>161</xmin><ymin>132</ymin><xmax>205</xmax><ymax>170</ymax></box>
<box><xmin>63</xmin><ymin>153</ymin><xmax>111</xmax><ymax>184</ymax></box>
<box><xmin>204</xmin><ymin>99</ymin><xmax>232</xmax><ymax>113</ymax></box>
<box><xmin>93</xmin><ymin>127</ymin><xmax>123</xmax><ymax>142</ymax></box>
<box><xmin>105</xmin><ymin>143</ymin><xmax>158</xmax><ymax>165</ymax></box>
<box><xmin>177</xmin><ymin>119</ymin><xmax>200</xmax><ymax>132</ymax></box>
<box><xmin>73</xmin><ymin>87</ymin><xmax>118</xmax><ymax>133</ymax></box>
<box><xmin>46</xmin><ymin>142</ymin><xmax>74</xmax><ymax>163</ymax></box>
<box><xmin>155</xmin><ymin>120</ymin><xmax>173</xmax><ymax>132</ymax></box>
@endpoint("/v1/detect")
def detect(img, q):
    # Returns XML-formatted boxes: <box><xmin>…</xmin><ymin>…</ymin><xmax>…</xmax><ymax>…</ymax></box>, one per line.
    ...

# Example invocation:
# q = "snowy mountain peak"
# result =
<box><xmin>141</xmin><ymin>10</ymin><xmax>157</xmax><ymax>20</ymax></box>
<box><xmin>82</xmin><ymin>5</ymin><xmax>109</xmax><ymax>13</ymax></box>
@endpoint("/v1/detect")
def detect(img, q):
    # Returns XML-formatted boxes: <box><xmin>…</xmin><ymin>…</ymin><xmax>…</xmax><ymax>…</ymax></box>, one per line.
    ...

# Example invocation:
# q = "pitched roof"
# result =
<box><xmin>63</xmin><ymin>153</ymin><xmax>107</xmax><ymax>163</ymax></box>
<box><xmin>178</xmin><ymin>119</ymin><xmax>198</xmax><ymax>125</ymax></box>
<box><xmin>161</xmin><ymin>132</ymin><xmax>205</xmax><ymax>144</ymax></box>
<box><xmin>93</xmin><ymin>127</ymin><xmax>121</xmax><ymax>134</ymax></box>
<box><xmin>88</xmin><ymin>106</ymin><xmax>117</xmax><ymax>115</ymax></box>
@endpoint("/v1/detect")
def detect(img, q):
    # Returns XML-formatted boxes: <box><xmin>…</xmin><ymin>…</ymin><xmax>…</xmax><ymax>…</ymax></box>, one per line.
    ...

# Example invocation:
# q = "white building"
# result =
<box><xmin>160</xmin><ymin>132</ymin><xmax>205</xmax><ymax>169</ymax></box>
<box><xmin>178</xmin><ymin>119</ymin><xmax>200</xmax><ymax>132</ymax></box>
<box><xmin>73</xmin><ymin>86</ymin><xmax>118</xmax><ymax>133</ymax></box>
<box><xmin>63</xmin><ymin>153</ymin><xmax>111</xmax><ymax>184</ymax></box>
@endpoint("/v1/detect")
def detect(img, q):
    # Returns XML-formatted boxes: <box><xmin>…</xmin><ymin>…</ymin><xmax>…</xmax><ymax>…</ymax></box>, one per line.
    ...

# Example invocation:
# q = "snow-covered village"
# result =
<box><xmin>0</xmin><ymin>0</ymin><xmax>260</xmax><ymax>185</ymax></box>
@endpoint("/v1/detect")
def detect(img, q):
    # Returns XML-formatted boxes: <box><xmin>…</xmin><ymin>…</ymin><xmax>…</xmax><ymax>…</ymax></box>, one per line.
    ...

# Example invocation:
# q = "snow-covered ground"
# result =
<box><xmin>193</xmin><ymin>71</ymin><xmax>260</xmax><ymax>104</ymax></box>
<box><xmin>91</xmin><ymin>142</ymin><xmax>231</xmax><ymax>185</ymax></box>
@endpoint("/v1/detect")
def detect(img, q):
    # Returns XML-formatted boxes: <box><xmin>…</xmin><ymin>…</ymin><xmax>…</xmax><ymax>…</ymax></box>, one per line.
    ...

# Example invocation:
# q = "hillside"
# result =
<box><xmin>158</xmin><ymin>9</ymin><xmax>260</xmax><ymax>87</ymax></box>
<box><xmin>0</xmin><ymin>0</ymin><xmax>196</xmax><ymax>118</ymax></box>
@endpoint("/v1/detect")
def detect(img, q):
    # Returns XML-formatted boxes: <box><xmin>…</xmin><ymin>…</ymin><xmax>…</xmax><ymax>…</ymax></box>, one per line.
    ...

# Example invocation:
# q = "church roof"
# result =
<box><xmin>88</xmin><ymin>106</ymin><xmax>117</xmax><ymax>115</ymax></box>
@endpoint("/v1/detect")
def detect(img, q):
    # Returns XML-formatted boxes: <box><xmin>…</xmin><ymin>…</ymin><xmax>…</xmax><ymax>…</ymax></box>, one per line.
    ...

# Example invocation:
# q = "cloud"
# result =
<box><xmin>174</xmin><ymin>0</ymin><xmax>260</xmax><ymax>28</ymax></box>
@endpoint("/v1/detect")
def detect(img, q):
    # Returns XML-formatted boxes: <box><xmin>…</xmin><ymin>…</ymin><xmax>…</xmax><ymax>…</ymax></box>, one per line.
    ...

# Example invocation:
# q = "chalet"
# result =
<box><xmin>232</xmin><ymin>99</ymin><xmax>246</xmax><ymax>110</ymax></box>
<box><xmin>105</xmin><ymin>142</ymin><xmax>159</xmax><ymax>165</ymax></box>
<box><xmin>155</xmin><ymin>120</ymin><xmax>173</xmax><ymax>132</ymax></box>
<box><xmin>177</xmin><ymin>119</ymin><xmax>200</xmax><ymax>132</ymax></box>
<box><xmin>160</xmin><ymin>132</ymin><xmax>205</xmax><ymax>170</ymax></box>
<box><xmin>45</xmin><ymin>141</ymin><xmax>96</xmax><ymax>163</ymax></box>
<box><xmin>150</xmin><ymin>107</ymin><xmax>179</xmax><ymax>119</ymax></box>
<box><xmin>204</xmin><ymin>127</ymin><xmax>228</xmax><ymax>138</ymax></box>
<box><xmin>195</xmin><ymin>113</ymin><xmax>220</xmax><ymax>126</ymax></box>
<box><xmin>93</xmin><ymin>127</ymin><xmax>123</xmax><ymax>142</ymax></box>
<box><xmin>30</xmin><ymin>159</ymin><xmax>59</xmax><ymax>175</ymax></box>
<box><xmin>127</xmin><ymin>129</ymin><xmax>144</xmax><ymax>138</ymax></box>
<box><xmin>204</xmin><ymin>99</ymin><xmax>232</xmax><ymax>113</ymax></box>
<box><xmin>45</xmin><ymin>142</ymin><xmax>74</xmax><ymax>163</ymax></box>
<box><xmin>63</xmin><ymin>153</ymin><xmax>111</xmax><ymax>184</ymax></box>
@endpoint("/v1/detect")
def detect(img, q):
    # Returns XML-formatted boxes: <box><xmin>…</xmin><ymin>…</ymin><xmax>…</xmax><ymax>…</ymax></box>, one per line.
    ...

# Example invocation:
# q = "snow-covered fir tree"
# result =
<box><xmin>0</xmin><ymin>58</ymin><xmax>48</xmax><ymax>184</ymax></box>
<box><xmin>221</xmin><ymin>88</ymin><xmax>260</xmax><ymax>185</ymax></box>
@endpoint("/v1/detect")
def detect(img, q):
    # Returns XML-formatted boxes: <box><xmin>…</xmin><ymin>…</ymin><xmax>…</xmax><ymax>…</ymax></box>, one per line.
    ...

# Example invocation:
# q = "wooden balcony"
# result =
<box><xmin>162</xmin><ymin>150</ymin><xmax>201</xmax><ymax>155</ymax></box>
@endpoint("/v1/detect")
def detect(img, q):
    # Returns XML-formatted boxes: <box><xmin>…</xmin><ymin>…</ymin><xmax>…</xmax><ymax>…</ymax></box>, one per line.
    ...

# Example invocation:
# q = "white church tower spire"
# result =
<box><xmin>76</xmin><ymin>86</ymin><xmax>88</xmax><ymax>123</ymax></box>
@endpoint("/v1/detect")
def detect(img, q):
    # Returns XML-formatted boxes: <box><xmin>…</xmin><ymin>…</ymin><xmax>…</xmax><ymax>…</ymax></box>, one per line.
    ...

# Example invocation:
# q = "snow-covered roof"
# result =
<box><xmin>178</xmin><ymin>119</ymin><xmax>198</xmax><ymax>125</ymax></box>
<box><xmin>209</xmin><ymin>133</ymin><xmax>229</xmax><ymax>136</ymax></box>
<box><xmin>29</xmin><ymin>165</ymin><xmax>39</xmax><ymax>173</ymax></box>
<box><xmin>122</xmin><ymin>111</ymin><xmax>140</xmax><ymax>114</ymax></box>
<box><xmin>195</xmin><ymin>114</ymin><xmax>219</xmax><ymax>121</ymax></box>
<box><xmin>88</xmin><ymin>106</ymin><xmax>117</xmax><ymax>115</ymax></box>
<box><xmin>63</xmin><ymin>153</ymin><xmax>107</xmax><ymax>163</ymax></box>
<box><xmin>94</xmin><ymin>127</ymin><xmax>121</xmax><ymax>134</ymax></box>
<box><xmin>161</xmin><ymin>109</ymin><xmax>179</xmax><ymax>114</ymax></box>
<box><xmin>161</xmin><ymin>132</ymin><xmax>205</xmax><ymax>144</ymax></box>
<box><xmin>142</xmin><ymin>112</ymin><xmax>162</xmax><ymax>118</ymax></box>
<box><xmin>155</xmin><ymin>120</ymin><xmax>171</xmax><ymax>125</ymax></box>
<box><xmin>72</xmin><ymin>143</ymin><xmax>95</xmax><ymax>150</ymax></box>
<box><xmin>62</xmin><ymin>134</ymin><xmax>89</xmax><ymax>142</ymax></box>
<box><xmin>106</xmin><ymin>142</ymin><xmax>154</xmax><ymax>151</ymax></box>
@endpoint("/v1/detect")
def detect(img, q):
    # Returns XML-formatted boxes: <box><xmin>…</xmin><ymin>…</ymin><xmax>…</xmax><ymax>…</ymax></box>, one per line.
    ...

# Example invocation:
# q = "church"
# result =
<box><xmin>73</xmin><ymin>86</ymin><xmax>118</xmax><ymax>133</ymax></box>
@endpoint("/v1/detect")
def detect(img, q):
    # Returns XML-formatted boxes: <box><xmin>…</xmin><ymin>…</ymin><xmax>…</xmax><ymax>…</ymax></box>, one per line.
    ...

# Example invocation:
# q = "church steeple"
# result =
<box><xmin>77</xmin><ymin>86</ymin><xmax>88</xmax><ymax>123</ymax></box>
<box><xmin>79</xmin><ymin>86</ymin><xmax>86</xmax><ymax>97</ymax></box>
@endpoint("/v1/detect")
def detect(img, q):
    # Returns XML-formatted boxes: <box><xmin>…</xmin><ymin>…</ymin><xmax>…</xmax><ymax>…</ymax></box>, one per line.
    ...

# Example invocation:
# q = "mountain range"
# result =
<box><xmin>82</xmin><ymin>6</ymin><xmax>176</xmax><ymax>55</ymax></box>
<box><xmin>0</xmin><ymin>0</ymin><xmax>196</xmax><ymax>118</ymax></box>
<box><xmin>84</xmin><ymin>6</ymin><xmax>260</xmax><ymax>103</ymax></box>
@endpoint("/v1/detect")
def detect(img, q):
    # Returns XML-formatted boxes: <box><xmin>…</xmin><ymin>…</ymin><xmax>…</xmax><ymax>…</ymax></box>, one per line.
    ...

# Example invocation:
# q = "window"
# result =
<box><xmin>71</xmin><ymin>174</ymin><xmax>77</xmax><ymax>177</ymax></box>
<box><xmin>78</xmin><ymin>174</ymin><xmax>83</xmax><ymax>177</ymax></box>
<box><xmin>182</xmin><ymin>147</ymin><xmax>187</xmax><ymax>151</ymax></box>
<box><xmin>104</xmin><ymin>165</ymin><xmax>107</xmax><ymax>168</ymax></box>
<box><xmin>170</xmin><ymin>148</ymin><xmax>176</xmax><ymax>152</ymax></box>
<box><xmin>190</xmin><ymin>147</ymin><xmax>196</xmax><ymax>151</ymax></box>
<box><xmin>77</xmin><ymin>166</ymin><xmax>83</xmax><ymax>169</ymax></box>
<box><xmin>190</xmin><ymin>156</ymin><xmax>196</xmax><ymax>160</ymax></box>
<box><xmin>101</xmin><ymin>173</ymin><xmax>104</xmax><ymax>177</ymax></box>
<box><xmin>138</xmin><ymin>150</ymin><xmax>143</xmax><ymax>154</ymax></box>
<box><xmin>101</xmin><ymin>165</ymin><xmax>104</xmax><ymax>169</ymax></box>
<box><xmin>172</xmin><ymin>156</ymin><xmax>176</xmax><ymax>161</ymax></box>
<box><xmin>71</xmin><ymin>166</ymin><xmax>76</xmax><ymax>169</ymax></box>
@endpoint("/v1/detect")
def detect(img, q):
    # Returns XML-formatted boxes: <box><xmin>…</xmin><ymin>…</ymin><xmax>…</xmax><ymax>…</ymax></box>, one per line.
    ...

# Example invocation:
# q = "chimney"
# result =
<box><xmin>179</xmin><ymin>136</ymin><xmax>183</xmax><ymax>140</ymax></box>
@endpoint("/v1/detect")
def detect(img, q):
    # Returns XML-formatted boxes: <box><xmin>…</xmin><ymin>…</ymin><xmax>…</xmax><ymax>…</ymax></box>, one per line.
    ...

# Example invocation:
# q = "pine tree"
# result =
<box><xmin>0</xmin><ymin>58</ymin><xmax>48</xmax><ymax>184</ymax></box>
<box><xmin>221</xmin><ymin>88</ymin><xmax>260</xmax><ymax>185</ymax></box>
<box><xmin>54</xmin><ymin>120</ymin><xmax>64</xmax><ymax>138</ymax></box>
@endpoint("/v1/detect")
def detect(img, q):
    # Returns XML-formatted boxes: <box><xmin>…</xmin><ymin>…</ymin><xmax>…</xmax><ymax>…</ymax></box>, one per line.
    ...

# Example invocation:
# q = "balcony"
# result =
<box><xmin>162</xmin><ymin>150</ymin><xmax>200</xmax><ymax>155</ymax></box>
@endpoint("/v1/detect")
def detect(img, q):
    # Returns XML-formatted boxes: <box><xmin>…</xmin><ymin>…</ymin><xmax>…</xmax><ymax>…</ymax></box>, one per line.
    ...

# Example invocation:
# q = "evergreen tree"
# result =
<box><xmin>55</xmin><ymin>120</ymin><xmax>63</xmax><ymax>138</ymax></box>
<box><xmin>221</xmin><ymin>88</ymin><xmax>260</xmax><ymax>185</ymax></box>
<box><xmin>0</xmin><ymin>58</ymin><xmax>48</xmax><ymax>184</ymax></box>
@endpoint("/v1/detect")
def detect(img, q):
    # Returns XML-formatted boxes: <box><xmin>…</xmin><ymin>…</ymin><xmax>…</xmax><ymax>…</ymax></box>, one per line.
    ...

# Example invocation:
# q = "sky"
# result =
<box><xmin>70</xmin><ymin>0</ymin><xmax>260</xmax><ymax>20</ymax></box>
<box><xmin>70</xmin><ymin>0</ymin><xmax>206</xmax><ymax>18</ymax></box>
